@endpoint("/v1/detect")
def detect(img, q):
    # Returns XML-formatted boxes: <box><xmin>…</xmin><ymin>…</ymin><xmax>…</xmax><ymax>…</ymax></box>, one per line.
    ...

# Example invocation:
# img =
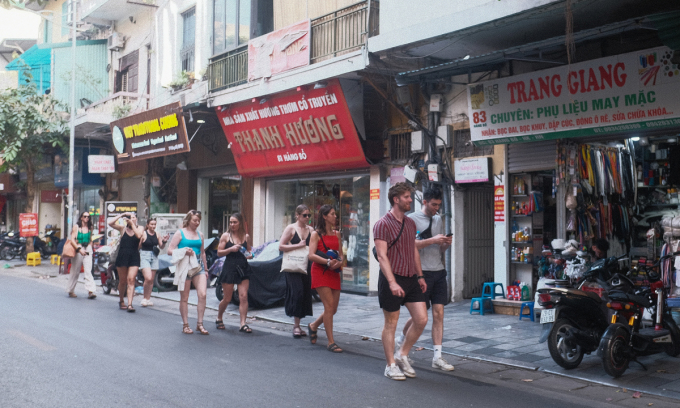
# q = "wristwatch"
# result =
<box><xmin>327</xmin><ymin>259</ymin><xmax>331</xmax><ymax>266</ymax></box>
<box><xmin>417</xmin><ymin>276</ymin><xmax>425</xmax><ymax>280</ymax></box>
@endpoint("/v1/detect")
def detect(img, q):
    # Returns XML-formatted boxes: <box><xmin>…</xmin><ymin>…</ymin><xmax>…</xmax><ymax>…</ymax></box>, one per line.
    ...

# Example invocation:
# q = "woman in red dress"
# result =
<box><xmin>307</xmin><ymin>205</ymin><xmax>344</xmax><ymax>353</ymax></box>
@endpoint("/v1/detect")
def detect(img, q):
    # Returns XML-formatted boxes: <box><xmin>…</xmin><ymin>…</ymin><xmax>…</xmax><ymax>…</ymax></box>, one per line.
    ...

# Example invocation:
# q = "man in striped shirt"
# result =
<box><xmin>374</xmin><ymin>182</ymin><xmax>428</xmax><ymax>381</ymax></box>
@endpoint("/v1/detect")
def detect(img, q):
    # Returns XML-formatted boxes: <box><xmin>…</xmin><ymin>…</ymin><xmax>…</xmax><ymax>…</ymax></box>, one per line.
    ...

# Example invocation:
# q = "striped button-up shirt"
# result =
<box><xmin>373</xmin><ymin>211</ymin><xmax>418</xmax><ymax>277</ymax></box>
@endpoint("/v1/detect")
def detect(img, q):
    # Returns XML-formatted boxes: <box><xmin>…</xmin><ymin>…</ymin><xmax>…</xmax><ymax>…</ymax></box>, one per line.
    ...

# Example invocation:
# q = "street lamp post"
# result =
<box><xmin>67</xmin><ymin>0</ymin><xmax>77</xmax><ymax>235</ymax></box>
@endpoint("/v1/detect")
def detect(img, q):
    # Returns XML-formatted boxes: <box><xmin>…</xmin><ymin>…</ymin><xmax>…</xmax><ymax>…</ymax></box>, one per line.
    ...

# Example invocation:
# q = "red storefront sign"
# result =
<box><xmin>19</xmin><ymin>213</ymin><xmax>39</xmax><ymax>237</ymax></box>
<box><xmin>248</xmin><ymin>20</ymin><xmax>311</xmax><ymax>81</ymax></box>
<box><xmin>494</xmin><ymin>186</ymin><xmax>505</xmax><ymax>223</ymax></box>
<box><xmin>215</xmin><ymin>79</ymin><xmax>368</xmax><ymax>177</ymax></box>
<box><xmin>40</xmin><ymin>190</ymin><xmax>62</xmax><ymax>203</ymax></box>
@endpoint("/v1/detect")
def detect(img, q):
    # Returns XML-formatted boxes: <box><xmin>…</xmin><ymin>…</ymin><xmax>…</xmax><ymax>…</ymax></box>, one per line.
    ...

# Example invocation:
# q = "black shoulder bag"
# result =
<box><xmin>372</xmin><ymin>219</ymin><xmax>405</xmax><ymax>261</ymax></box>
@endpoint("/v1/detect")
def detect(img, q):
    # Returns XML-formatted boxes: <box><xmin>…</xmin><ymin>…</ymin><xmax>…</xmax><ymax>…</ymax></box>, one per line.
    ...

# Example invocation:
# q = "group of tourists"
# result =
<box><xmin>64</xmin><ymin>181</ymin><xmax>455</xmax><ymax>381</ymax></box>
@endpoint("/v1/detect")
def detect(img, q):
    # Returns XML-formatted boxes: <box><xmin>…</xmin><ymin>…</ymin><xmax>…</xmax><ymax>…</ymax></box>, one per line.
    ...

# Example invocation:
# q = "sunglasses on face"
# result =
<box><xmin>82</xmin><ymin>215</ymin><xmax>90</xmax><ymax>218</ymax></box>
<box><xmin>300</xmin><ymin>214</ymin><xmax>311</xmax><ymax>218</ymax></box>
<box><xmin>190</xmin><ymin>210</ymin><xmax>201</xmax><ymax>215</ymax></box>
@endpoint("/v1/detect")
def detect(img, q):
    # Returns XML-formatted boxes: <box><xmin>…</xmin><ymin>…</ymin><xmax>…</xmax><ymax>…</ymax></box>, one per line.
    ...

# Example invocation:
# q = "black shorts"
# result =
<box><xmin>378</xmin><ymin>272</ymin><xmax>427</xmax><ymax>313</ymax></box>
<box><xmin>423</xmin><ymin>269</ymin><xmax>448</xmax><ymax>309</ymax></box>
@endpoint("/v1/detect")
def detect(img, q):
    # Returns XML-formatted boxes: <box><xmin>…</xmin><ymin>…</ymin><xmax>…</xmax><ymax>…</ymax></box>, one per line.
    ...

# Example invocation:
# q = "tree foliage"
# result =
<box><xmin>0</xmin><ymin>69</ymin><xmax>67</xmax><ymax>210</ymax></box>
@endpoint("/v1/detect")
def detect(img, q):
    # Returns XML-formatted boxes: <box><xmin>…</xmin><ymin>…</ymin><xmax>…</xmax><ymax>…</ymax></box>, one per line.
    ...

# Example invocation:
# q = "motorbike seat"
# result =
<box><xmin>608</xmin><ymin>290</ymin><xmax>652</xmax><ymax>307</ymax></box>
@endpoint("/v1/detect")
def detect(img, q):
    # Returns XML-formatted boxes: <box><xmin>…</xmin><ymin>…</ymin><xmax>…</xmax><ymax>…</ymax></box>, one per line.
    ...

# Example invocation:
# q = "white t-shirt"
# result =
<box><xmin>408</xmin><ymin>210</ymin><xmax>445</xmax><ymax>271</ymax></box>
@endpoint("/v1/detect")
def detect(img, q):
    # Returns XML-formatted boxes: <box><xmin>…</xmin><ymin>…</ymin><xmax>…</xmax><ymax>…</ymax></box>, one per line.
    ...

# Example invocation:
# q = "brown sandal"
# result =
<box><xmin>182</xmin><ymin>323</ymin><xmax>193</xmax><ymax>334</ymax></box>
<box><xmin>119</xmin><ymin>301</ymin><xmax>127</xmax><ymax>310</ymax></box>
<box><xmin>196</xmin><ymin>322</ymin><xmax>209</xmax><ymax>335</ymax></box>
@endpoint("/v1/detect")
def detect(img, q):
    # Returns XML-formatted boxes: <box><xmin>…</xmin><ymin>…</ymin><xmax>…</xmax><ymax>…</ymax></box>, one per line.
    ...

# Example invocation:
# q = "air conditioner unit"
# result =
<box><xmin>108</xmin><ymin>32</ymin><xmax>125</xmax><ymax>51</ymax></box>
<box><xmin>436</xmin><ymin>125</ymin><xmax>452</xmax><ymax>148</ymax></box>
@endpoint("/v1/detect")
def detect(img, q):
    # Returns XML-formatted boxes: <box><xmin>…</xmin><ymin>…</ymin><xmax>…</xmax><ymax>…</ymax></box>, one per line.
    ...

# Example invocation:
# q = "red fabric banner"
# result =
<box><xmin>20</xmin><ymin>213</ymin><xmax>38</xmax><ymax>237</ymax></box>
<box><xmin>215</xmin><ymin>79</ymin><xmax>368</xmax><ymax>178</ymax></box>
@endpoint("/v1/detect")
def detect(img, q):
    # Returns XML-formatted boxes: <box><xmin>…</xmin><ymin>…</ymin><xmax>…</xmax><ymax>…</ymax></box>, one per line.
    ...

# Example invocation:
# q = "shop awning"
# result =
<box><xmin>5</xmin><ymin>44</ymin><xmax>51</xmax><ymax>93</ymax></box>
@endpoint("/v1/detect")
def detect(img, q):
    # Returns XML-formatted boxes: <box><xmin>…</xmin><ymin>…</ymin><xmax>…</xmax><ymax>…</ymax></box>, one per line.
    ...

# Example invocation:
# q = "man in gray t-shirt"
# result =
<box><xmin>397</xmin><ymin>187</ymin><xmax>455</xmax><ymax>371</ymax></box>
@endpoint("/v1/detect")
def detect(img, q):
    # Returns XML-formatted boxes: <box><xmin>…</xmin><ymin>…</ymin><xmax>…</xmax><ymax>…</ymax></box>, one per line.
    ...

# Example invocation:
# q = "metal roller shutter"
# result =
<box><xmin>507</xmin><ymin>140</ymin><xmax>557</xmax><ymax>173</ymax></box>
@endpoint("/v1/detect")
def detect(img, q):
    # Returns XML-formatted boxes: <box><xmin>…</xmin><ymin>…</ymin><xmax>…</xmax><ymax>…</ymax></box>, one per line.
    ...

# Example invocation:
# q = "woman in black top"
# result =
<box><xmin>278</xmin><ymin>204</ymin><xmax>314</xmax><ymax>338</ymax></box>
<box><xmin>215</xmin><ymin>213</ymin><xmax>253</xmax><ymax>333</ymax></box>
<box><xmin>138</xmin><ymin>218</ymin><xmax>169</xmax><ymax>307</ymax></box>
<box><xmin>108</xmin><ymin>212</ymin><xmax>144</xmax><ymax>312</ymax></box>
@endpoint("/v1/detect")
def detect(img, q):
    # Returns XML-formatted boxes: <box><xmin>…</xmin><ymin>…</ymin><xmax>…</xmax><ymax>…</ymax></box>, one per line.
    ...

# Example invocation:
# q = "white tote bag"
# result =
<box><xmin>280</xmin><ymin>246</ymin><xmax>308</xmax><ymax>274</ymax></box>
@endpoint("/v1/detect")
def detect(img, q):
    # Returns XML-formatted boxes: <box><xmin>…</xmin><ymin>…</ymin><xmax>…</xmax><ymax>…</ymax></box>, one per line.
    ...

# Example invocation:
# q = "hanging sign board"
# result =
<box><xmin>454</xmin><ymin>157</ymin><xmax>491</xmax><ymax>183</ymax></box>
<box><xmin>88</xmin><ymin>155</ymin><xmax>116</xmax><ymax>173</ymax></box>
<box><xmin>215</xmin><ymin>79</ymin><xmax>368</xmax><ymax>177</ymax></box>
<box><xmin>468</xmin><ymin>47</ymin><xmax>680</xmax><ymax>145</ymax></box>
<box><xmin>40</xmin><ymin>190</ymin><xmax>62</xmax><ymax>203</ymax></box>
<box><xmin>494</xmin><ymin>186</ymin><xmax>505</xmax><ymax>223</ymax></box>
<box><xmin>110</xmin><ymin>102</ymin><xmax>189</xmax><ymax>163</ymax></box>
<box><xmin>19</xmin><ymin>213</ymin><xmax>39</xmax><ymax>237</ymax></box>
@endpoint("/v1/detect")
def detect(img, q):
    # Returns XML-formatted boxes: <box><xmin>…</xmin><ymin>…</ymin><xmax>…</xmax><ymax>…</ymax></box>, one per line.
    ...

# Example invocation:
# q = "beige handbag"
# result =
<box><xmin>280</xmin><ymin>246</ymin><xmax>308</xmax><ymax>274</ymax></box>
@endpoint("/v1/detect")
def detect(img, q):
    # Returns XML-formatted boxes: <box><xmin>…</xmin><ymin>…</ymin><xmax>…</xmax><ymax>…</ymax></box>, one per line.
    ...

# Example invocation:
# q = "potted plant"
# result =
<box><xmin>165</xmin><ymin>71</ymin><xmax>195</xmax><ymax>92</ymax></box>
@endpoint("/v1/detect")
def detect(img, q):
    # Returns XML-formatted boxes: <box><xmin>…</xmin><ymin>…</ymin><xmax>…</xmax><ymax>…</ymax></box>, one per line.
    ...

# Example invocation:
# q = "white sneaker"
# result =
<box><xmin>384</xmin><ymin>364</ymin><xmax>406</xmax><ymax>381</ymax></box>
<box><xmin>394</xmin><ymin>354</ymin><xmax>416</xmax><ymax>378</ymax></box>
<box><xmin>140</xmin><ymin>299</ymin><xmax>148</xmax><ymax>307</ymax></box>
<box><xmin>146</xmin><ymin>299</ymin><xmax>153</xmax><ymax>307</ymax></box>
<box><xmin>432</xmin><ymin>356</ymin><xmax>455</xmax><ymax>371</ymax></box>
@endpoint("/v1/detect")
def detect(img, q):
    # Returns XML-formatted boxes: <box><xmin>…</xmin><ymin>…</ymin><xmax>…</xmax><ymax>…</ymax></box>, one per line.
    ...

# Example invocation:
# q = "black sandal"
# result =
<box><xmin>327</xmin><ymin>343</ymin><xmax>343</xmax><ymax>353</ymax></box>
<box><xmin>127</xmin><ymin>305</ymin><xmax>135</xmax><ymax>313</ymax></box>
<box><xmin>216</xmin><ymin>320</ymin><xmax>225</xmax><ymax>330</ymax></box>
<box><xmin>239</xmin><ymin>324</ymin><xmax>252</xmax><ymax>333</ymax></box>
<box><xmin>308</xmin><ymin>326</ymin><xmax>318</xmax><ymax>344</ymax></box>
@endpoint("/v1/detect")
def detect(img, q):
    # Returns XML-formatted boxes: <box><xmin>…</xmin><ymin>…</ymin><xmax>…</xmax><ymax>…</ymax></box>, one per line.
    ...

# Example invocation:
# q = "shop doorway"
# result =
<box><xmin>208</xmin><ymin>177</ymin><xmax>241</xmax><ymax>239</ymax></box>
<box><xmin>462</xmin><ymin>185</ymin><xmax>494</xmax><ymax>298</ymax></box>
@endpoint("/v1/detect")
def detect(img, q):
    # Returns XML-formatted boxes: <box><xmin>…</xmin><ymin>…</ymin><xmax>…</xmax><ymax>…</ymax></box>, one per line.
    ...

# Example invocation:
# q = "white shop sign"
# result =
<box><xmin>88</xmin><ymin>155</ymin><xmax>116</xmax><ymax>173</ymax></box>
<box><xmin>454</xmin><ymin>157</ymin><xmax>491</xmax><ymax>183</ymax></box>
<box><xmin>468</xmin><ymin>47</ymin><xmax>680</xmax><ymax>145</ymax></box>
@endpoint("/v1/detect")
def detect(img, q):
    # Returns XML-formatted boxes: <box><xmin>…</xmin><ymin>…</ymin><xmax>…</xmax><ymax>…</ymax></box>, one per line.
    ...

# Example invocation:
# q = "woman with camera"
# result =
<box><xmin>138</xmin><ymin>218</ymin><xmax>169</xmax><ymax>307</ymax></box>
<box><xmin>66</xmin><ymin>211</ymin><xmax>97</xmax><ymax>300</ymax></box>
<box><xmin>108</xmin><ymin>212</ymin><xmax>144</xmax><ymax>312</ymax></box>
<box><xmin>307</xmin><ymin>205</ymin><xmax>343</xmax><ymax>353</ymax></box>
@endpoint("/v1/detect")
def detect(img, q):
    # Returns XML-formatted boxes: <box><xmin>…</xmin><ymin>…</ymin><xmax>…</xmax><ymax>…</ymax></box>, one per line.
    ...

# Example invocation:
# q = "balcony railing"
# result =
<box><xmin>76</xmin><ymin>92</ymin><xmax>149</xmax><ymax>119</ymax></box>
<box><xmin>207</xmin><ymin>0</ymin><xmax>379</xmax><ymax>93</ymax></box>
<box><xmin>311</xmin><ymin>0</ymin><xmax>379</xmax><ymax>63</ymax></box>
<box><xmin>208</xmin><ymin>46</ymin><xmax>248</xmax><ymax>93</ymax></box>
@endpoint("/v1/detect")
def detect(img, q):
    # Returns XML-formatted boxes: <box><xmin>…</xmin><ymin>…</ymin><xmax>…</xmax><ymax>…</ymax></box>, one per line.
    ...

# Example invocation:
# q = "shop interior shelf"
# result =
<box><xmin>511</xmin><ymin>214</ymin><xmax>533</xmax><ymax>217</ymax></box>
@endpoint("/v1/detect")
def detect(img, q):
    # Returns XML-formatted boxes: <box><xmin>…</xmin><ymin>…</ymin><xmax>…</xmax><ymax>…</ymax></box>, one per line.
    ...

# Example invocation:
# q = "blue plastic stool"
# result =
<box><xmin>519</xmin><ymin>301</ymin><xmax>535</xmax><ymax>322</ymax></box>
<box><xmin>482</xmin><ymin>282</ymin><xmax>505</xmax><ymax>299</ymax></box>
<box><xmin>470</xmin><ymin>297</ymin><xmax>494</xmax><ymax>315</ymax></box>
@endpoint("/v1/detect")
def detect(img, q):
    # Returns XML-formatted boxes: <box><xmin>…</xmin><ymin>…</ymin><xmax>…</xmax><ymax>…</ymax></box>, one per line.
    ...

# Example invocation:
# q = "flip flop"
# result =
<box><xmin>239</xmin><ymin>324</ymin><xmax>252</xmax><ymax>333</ymax></box>
<box><xmin>308</xmin><ymin>326</ymin><xmax>317</xmax><ymax>344</ymax></box>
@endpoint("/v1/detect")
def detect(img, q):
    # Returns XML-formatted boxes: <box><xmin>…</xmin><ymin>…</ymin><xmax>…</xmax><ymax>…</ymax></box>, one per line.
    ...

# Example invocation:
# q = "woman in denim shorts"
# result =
<box><xmin>138</xmin><ymin>218</ymin><xmax>169</xmax><ymax>307</ymax></box>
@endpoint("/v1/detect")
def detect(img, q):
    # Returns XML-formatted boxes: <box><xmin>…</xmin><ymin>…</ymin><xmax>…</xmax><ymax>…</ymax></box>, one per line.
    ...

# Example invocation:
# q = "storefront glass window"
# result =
<box><xmin>208</xmin><ymin>177</ymin><xmax>241</xmax><ymax>239</ymax></box>
<box><xmin>268</xmin><ymin>175</ymin><xmax>370</xmax><ymax>293</ymax></box>
<box><xmin>79</xmin><ymin>187</ymin><xmax>102</xmax><ymax>233</ymax></box>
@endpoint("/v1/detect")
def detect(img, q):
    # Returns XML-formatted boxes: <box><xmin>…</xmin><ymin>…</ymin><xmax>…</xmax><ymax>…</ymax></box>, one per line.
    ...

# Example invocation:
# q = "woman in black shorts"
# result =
<box><xmin>108</xmin><ymin>212</ymin><xmax>144</xmax><ymax>312</ymax></box>
<box><xmin>215</xmin><ymin>213</ymin><xmax>253</xmax><ymax>333</ymax></box>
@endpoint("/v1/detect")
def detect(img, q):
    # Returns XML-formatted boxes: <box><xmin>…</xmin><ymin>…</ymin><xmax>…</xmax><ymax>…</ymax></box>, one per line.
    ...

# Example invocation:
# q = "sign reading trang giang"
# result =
<box><xmin>109</xmin><ymin>102</ymin><xmax>190</xmax><ymax>163</ymax></box>
<box><xmin>468</xmin><ymin>47</ymin><xmax>680</xmax><ymax>145</ymax></box>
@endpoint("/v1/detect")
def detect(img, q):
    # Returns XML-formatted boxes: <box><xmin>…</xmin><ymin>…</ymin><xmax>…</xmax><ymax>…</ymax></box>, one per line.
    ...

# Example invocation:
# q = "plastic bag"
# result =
<box><xmin>566</xmin><ymin>210</ymin><xmax>577</xmax><ymax>232</ymax></box>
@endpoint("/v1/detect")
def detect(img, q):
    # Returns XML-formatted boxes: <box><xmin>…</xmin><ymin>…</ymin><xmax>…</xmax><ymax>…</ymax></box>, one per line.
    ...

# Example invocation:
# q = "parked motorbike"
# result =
<box><xmin>537</xmin><ymin>254</ymin><xmax>627</xmax><ymax>369</ymax></box>
<box><xmin>0</xmin><ymin>232</ymin><xmax>27</xmax><ymax>261</ymax></box>
<box><xmin>33</xmin><ymin>230</ymin><xmax>60</xmax><ymax>259</ymax></box>
<box><xmin>597</xmin><ymin>252</ymin><xmax>680</xmax><ymax>378</ymax></box>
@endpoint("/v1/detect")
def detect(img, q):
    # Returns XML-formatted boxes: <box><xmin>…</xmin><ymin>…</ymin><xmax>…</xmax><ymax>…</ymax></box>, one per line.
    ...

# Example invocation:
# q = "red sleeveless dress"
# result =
<box><xmin>311</xmin><ymin>234</ymin><xmax>342</xmax><ymax>290</ymax></box>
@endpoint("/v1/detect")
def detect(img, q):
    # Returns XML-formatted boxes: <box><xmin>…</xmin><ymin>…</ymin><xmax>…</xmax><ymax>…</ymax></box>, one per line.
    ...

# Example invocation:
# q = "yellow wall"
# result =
<box><xmin>273</xmin><ymin>0</ymin><xmax>359</xmax><ymax>29</ymax></box>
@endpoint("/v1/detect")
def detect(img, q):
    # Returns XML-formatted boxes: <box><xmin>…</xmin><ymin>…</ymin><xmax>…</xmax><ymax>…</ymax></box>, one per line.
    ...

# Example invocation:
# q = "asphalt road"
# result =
<box><xmin>0</xmin><ymin>272</ymin><xmax>671</xmax><ymax>408</ymax></box>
